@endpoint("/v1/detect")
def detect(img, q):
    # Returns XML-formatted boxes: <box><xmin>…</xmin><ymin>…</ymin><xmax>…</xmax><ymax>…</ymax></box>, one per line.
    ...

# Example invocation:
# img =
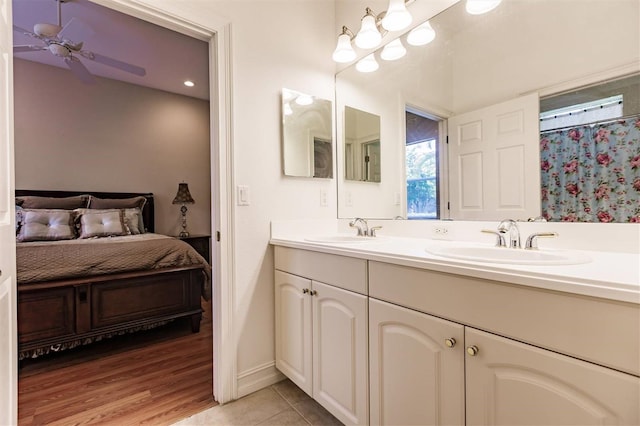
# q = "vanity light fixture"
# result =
<box><xmin>355</xmin><ymin>7</ymin><xmax>383</xmax><ymax>49</ymax></box>
<box><xmin>183</xmin><ymin>80</ymin><xmax>195</xmax><ymax>87</ymax></box>
<box><xmin>465</xmin><ymin>0</ymin><xmax>502</xmax><ymax>15</ymax></box>
<box><xmin>332</xmin><ymin>26</ymin><xmax>357</xmax><ymax>63</ymax></box>
<box><xmin>380</xmin><ymin>38</ymin><xmax>407</xmax><ymax>61</ymax></box>
<box><xmin>407</xmin><ymin>21</ymin><xmax>436</xmax><ymax>46</ymax></box>
<box><xmin>356</xmin><ymin>54</ymin><xmax>379</xmax><ymax>73</ymax></box>
<box><xmin>381</xmin><ymin>0</ymin><xmax>412</xmax><ymax>31</ymax></box>
<box><xmin>333</xmin><ymin>0</ymin><xmax>414</xmax><ymax>63</ymax></box>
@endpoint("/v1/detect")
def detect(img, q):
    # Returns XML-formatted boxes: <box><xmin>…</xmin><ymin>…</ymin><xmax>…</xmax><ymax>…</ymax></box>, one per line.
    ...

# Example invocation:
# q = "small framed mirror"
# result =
<box><xmin>281</xmin><ymin>88</ymin><xmax>333</xmax><ymax>178</ymax></box>
<box><xmin>344</xmin><ymin>106</ymin><xmax>381</xmax><ymax>182</ymax></box>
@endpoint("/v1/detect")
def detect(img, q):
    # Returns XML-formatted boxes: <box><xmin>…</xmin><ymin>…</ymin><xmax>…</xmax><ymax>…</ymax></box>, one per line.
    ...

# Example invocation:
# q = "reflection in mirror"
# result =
<box><xmin>282</xmin><ymin>88</ymin><xmax>333</xmax><ymax>178</ymax></box>
<box><xmin>344</xmin><ymin>106</ymin><xmax>381</xmax><ymax>182</ymax></box>
<box><xmin>335</xmin><ymin>0</ymin><xmax>640</xmax><ymax>221</ymax></box>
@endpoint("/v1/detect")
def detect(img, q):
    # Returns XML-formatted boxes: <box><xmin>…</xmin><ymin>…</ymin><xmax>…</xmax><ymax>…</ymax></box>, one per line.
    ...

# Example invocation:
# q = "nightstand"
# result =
<box><xmin>179</xmin><ymin>234</ymin><xmax>211</xmax><ymax>264</ymax></box>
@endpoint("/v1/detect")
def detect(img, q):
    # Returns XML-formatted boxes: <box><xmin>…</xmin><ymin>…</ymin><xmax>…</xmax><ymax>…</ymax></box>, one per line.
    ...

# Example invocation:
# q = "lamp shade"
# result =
<box><xmin>332</xmin><ymin>33</ymin><xmax>357</xmax><ymax>63</ymax></box>
<box><xmin>381</xmin><ymin>0</ymin><xmax>412</xmax><ymax>32</ymax></box>
<box><xmin>355</xmin><ymin>13</ymin><xmax>382</xmax><ymax>49</ymax></box>
<box><xmin>381</xmin><ymin>38</ymin><xmax>406</xmax><ymax>61</ymax></box>
<box><xmin>172</xmin><ymin>183</ymin><xmax>195</xmax><ymax>204</ymax></box>
<box><xmin>407</xmin><ymin>21</ymin><xmax>436</xmax><ymax>46</ymax></box>
<box><xmin>356</xmin><ymin>54</ymin><xmax>379</xmax><ymax>73</ymax></box>
<box><xmin>465</xmin><ymin>0</ymin><xmax>502</xmax><ymax>15</ymax></box>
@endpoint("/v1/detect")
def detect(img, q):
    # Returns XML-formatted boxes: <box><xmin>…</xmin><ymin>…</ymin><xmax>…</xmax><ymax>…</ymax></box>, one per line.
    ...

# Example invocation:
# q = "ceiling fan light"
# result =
<box><xmin>465</xmin><ymin>0</ymin><xmax>502</xmax><ymax>15</ymax></box>
<box><xmin>34</xmin><ymin>23</ymin><xmax>63</xmax><ymax>37</ymax></box>
<box><xmin>381</xmin><ymin>38</ymin><xmax>406</xmax><ymax>61</ymax></box>
<box><xmin>48</xmin><ymin>43</ymin><xmax>70</xmax><ymax>57</ymax></box>
<box><xmin>356</xmin><ymin>54</ymin><xmax>379</xmax><ymax>73</ymax></box>
<box><xmin>407</xmin><ymin>21</ymin><xmax>436</xmax><ymax>46</ymax></box>
<box><xmin>332</xmin><ymin>33</ymin><xmax>357</xmax><ymax>63</ymax></box>
<box><xmin>355</xmin><ymin>13</ymin><xmax>382</xmax><ymax>49</ymax></box>
<box><xmin>381</xmin><ymin>0</ymin><xmax>412</xmax><ymax>32</ymax></box>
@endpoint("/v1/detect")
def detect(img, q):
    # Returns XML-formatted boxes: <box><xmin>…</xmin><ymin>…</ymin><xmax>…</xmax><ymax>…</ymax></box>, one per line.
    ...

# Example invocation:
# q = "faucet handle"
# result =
<box><xmin>370</xmin><ymin>226</ymin><xmax>383</xmax><ymax>237</ymax></box>
<box><xmin>525</xmin><ymin>232</ymin><xmax>558</xmax><ymax>249</ymax></box>
<box><xmin>481</xmin><ymin>229</ymin><xmax>507</xmax><ymax>247</ymax></box>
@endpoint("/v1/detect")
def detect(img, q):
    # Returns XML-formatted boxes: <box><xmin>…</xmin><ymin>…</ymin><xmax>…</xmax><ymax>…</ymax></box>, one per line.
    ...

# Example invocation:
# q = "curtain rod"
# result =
<box><xmin>540</xmin><ymin>113</ymin><xmax>640</xmax><ymax>134</ymax></box>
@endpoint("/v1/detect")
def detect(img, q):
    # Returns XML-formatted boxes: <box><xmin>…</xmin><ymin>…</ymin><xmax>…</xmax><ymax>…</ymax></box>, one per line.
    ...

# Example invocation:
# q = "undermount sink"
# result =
<box><xmin>304</xmin><ymin>235</ymin><xmax>380</xmax><ymax>243</ymax></box>
<box><xmin>425</xmin><ymin>243</ymin><xmax>592</xmax><ymax>266</ymax></box>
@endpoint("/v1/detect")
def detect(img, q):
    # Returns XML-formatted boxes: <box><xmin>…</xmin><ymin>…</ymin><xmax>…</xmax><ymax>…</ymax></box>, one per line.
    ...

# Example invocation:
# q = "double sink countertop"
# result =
<box><xmin>270</xmin><ymin>233</ymin><xmax>640</xmax><ymax>304</ymax></box>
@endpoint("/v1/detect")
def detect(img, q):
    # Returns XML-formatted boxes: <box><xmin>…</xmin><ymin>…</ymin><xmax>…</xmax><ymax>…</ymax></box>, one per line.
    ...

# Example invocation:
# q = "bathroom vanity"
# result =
<box><xmin>271</xmin><ymin>233</ymin><xmax>639</xmax><ymax>426</ymax></box>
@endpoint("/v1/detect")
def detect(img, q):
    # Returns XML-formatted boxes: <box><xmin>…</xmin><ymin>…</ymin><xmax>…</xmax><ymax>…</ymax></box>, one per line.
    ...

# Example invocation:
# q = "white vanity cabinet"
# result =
<box><xmin>368</xmin><ymin>261</ymin><xmax>640</xmax><ymax>425</ymax></box>
<box><xmin>274</xmin><ymin>247</ymin><xmax>369</xmax><ymax>425</ymax></box>
<box><xmin>369</xmin><ymin>298</ymin><xmax>465</xmax><ymax>425</ymax></box>
<box><xmin>465</xmin><ymin>327</ymin><xmax>640</xmax><ymax>425</ymax></box>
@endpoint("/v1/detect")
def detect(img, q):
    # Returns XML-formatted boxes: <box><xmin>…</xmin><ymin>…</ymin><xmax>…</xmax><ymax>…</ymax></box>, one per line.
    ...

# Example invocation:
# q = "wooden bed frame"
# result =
<box><xmin>15</xmin><ymin>190</ymin><xmax>206</xmax><ymax>359</ymax></box>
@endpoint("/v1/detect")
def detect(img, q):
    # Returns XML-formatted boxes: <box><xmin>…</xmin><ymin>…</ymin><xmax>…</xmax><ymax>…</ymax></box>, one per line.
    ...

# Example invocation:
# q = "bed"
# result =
<box><xmin>15</xmin><ymin>189</ymin><xmax>211</xmax><ymax>360</ymax></box>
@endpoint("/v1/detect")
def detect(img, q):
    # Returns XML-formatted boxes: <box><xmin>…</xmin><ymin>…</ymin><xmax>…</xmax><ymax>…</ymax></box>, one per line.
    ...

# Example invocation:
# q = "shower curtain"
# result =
<box><xmin>540</xmin><ymin>116</ymin><xmax>640</xmax><ymax>222</ymax></box>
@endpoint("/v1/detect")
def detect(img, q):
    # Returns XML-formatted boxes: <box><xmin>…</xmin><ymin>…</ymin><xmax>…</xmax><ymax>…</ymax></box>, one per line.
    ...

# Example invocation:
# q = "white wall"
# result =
<box><xmin>13</xmin><ymin>58</ymin><xmax>211</xmax><ymax>236</ymax></box>
<box><xmin>132</xmin><ymin>0</ymin><xmax>337</xmax><ymax>396</ymax></box>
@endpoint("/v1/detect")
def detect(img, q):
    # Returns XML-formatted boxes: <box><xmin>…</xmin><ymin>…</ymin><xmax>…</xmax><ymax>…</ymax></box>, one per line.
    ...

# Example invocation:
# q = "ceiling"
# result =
<box><xmin>12</xmin><ymin>0</ymin><xmax>210</xmax><ymax>100</ymax></box>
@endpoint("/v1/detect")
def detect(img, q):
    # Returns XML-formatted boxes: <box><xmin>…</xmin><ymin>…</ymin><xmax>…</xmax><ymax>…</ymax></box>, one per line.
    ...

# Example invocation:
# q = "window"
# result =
<box><xmin>405</xmin><ymin>111</ymin><xmax>440</xmax><ymax>219</ymax></box>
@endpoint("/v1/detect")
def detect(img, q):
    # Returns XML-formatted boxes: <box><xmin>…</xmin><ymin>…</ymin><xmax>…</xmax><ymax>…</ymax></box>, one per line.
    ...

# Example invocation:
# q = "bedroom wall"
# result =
<box><xmin>131</xmin><ymin>0</ymin><xmax>337</xmax><ymax>396</ymax></box>
<box><xmin>13</xmin><ymin>58</ymin><xmax>211</xmax><ymax>236</ymax></box>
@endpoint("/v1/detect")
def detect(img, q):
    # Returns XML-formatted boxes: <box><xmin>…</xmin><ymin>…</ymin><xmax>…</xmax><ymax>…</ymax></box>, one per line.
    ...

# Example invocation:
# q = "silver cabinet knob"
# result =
<box><xmin>302</xmin><ymin>288</ymin><xmax>309</xmax><ymax>294</ymax></box>
<box><xmin>467</xmin><ymin>345</ymin><xmax>479</xmax><ymax>356</ymax></box>
<box><xmin>310</xmin><ymin>290</ymin><xmax>318</xmax><ymax>296</ymax></box>
<box><xmin>445</xmin><ymin>338</ymin><xmax>456</xmax><ymax>348</ymax></box>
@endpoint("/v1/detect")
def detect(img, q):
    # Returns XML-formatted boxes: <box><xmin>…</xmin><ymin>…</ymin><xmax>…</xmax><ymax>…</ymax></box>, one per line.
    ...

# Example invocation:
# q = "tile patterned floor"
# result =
<box><xmin>172</xmin><ymin>379</ymin><xmax>343</xmax><ymax>425</ymax></box>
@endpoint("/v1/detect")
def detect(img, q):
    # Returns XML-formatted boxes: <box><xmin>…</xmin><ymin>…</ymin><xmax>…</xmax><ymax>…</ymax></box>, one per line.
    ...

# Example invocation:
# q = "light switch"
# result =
<box><xmin>237</xmin><ymin>185</ymin><xmax>250</xmax><ymax>206</ymax></box>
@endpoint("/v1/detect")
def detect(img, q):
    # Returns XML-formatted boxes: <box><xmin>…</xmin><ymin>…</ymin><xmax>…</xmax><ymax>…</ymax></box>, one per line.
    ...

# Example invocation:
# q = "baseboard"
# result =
<box><xmin>236</xmin><ymin>361</ymin><xmax>286</xmax><ymax>398</ymax></box>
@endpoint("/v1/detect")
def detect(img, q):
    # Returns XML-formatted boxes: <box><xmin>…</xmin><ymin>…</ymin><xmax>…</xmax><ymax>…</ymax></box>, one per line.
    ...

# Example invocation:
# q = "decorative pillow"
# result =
<box><xmin>88</xmin><ymin>196</ymin><xmax>147</xmax><ymax>211</ymax></box>
<box><xmin>15</xmin><ymin>205</ymin><xmax>23</xmax><ymax>233</ymax></box>
<box><xmin>15</xmin><ymin>195</ymin><xmax>89</xmax><ymax>210</ymax></box>
<box><xmin>76</xmin><ymin>210</ymin><xmax>128</xmax><ymax>239</ymax></box>
<box><xmin>75</xmin><ymin>208</ymin><xmax>144</xmax><ymax>235</ymax></box>
<box><xmin>16</xmin><ymin>209</ymin><xmax>76</xmax><ymax>242</ymax></box>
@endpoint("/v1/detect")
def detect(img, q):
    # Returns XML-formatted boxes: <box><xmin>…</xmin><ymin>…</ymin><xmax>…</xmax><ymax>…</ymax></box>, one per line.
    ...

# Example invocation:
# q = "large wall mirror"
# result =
<box><xmin>282</xmin><ymin>88</ymin><xmax>333</xmax><ymax>178</ymax></box>
<box><xmin>335</xmin><ymin>0</ymin><xmax>640</xmax><ymax>221</ymax></box>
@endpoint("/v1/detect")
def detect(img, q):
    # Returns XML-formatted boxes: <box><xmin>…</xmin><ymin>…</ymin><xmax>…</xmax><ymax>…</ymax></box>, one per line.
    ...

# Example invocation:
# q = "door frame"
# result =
<box><xmin>12</xmin><ymin>0</ymin><xmax>237</xmax><ymax>405</ymax></box>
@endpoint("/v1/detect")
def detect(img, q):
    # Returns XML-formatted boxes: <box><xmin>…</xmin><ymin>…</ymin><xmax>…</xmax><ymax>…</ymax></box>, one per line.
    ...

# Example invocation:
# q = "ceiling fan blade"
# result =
<box><xmin>81</xmin><ymin>51</ymin><xmax>146</xmax><ymax>76</ymax></box>
<box><xmin>14</xmin><ymin>45</ymin><xmax>47</xmax><ymax>53</ymax></box>
<box><xmin>13</xmin><ymin>25</ymin><xmax>35</xmax><ymax>36</ymax></box>
<box><xmin>64</xmin><ymin>57</ymin><xmax>96</xmax><ymax>85</ymax></box>
<box><xmin>58</xmin><ymin>18</ymin><xmax>95</xmax><ymax>43</ymax></box>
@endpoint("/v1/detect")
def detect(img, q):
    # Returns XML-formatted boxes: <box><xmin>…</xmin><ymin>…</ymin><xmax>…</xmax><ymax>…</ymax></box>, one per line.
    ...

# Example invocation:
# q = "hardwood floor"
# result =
<box><xmin>18</xmin><ymin>298</ymin><xmax>216</xmax><ymax>425</ymax></box>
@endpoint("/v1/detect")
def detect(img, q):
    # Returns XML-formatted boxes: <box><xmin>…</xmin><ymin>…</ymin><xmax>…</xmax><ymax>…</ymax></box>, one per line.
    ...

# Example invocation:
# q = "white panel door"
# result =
<box><xmin>448</xmin><ymin>93</ymin><xmax>540</xmax><ymax>220</ymax></box>
<box><xmin>0</xmin><ymin>0</ymin><xmax>17</xmax><ymax>423</ymax></box>
<box><xmin>274</xmin><ymin>271</ymin><xmax>312</xmax><ymax>396</ymax></box>
<box><xmin>369</xmin><ymin>298</ymin><xmax>465</xmax><ymax>426</ymax></box>
<box><xmin>312</xmin><ymin>281</ymin><xmax>368</xmax><ymax>425</ymax></box>
<box><xmin>466</xmin><ymin>327</ymin><xmax>640</xmax><ymax>425</ymax></box>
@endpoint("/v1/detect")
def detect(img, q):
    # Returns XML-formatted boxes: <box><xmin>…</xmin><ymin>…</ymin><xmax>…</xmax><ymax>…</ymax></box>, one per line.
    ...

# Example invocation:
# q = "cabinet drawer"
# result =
<box><xmin>274</xmin><ymin>246</ymin><xmax>367</xmax><ymax>295</ymax></box>
<box><xmin>369</xmin><ymin>261</ymin><xmax>640</xmax><ymax>377</ymax></box>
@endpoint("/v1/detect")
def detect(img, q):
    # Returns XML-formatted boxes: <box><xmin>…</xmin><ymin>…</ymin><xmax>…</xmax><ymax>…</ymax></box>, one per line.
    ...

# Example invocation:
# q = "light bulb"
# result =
<box><xmin>356</xmin><ymin>54</ymin><xmax>379</xmax><ymax>73</ymax></box>
<box><xmin>355</xmin><ymin>12</ymin><xmax>382</xmax><ymax>49</ymax></box>
<box><xmin>382</xmin><ymin>0</ymin><xmax>412</xmax><ymax>32</ymax></box>
<box><xmin>332</xmin><ymin>33</ymin><xmax>357</xmax><ymax>63</ymax></box>
<box><xmin>407</xmin><ymin>21</ymin><xmax>436</xmax><ymax>46</ymax></box>
<box><xmin>465</xmin><ymin>0</ymin><xmax>502</xmax><ymax>15</ymax></box>
<box><xmin>381</xmin><ymin>38</ymin><xmax>406</xmax><ymax>61</ymax></box>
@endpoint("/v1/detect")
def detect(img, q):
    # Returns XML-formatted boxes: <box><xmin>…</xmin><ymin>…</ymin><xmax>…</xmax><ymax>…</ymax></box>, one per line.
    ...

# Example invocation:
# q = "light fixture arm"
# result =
<box><xmin>340</xmin><ymin>25</ymin><xmax>355</xmax><ymax>40</ymax></box>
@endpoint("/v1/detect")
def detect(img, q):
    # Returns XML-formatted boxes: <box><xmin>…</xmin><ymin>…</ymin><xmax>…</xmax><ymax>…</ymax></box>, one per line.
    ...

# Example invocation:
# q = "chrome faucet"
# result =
<box><xmin>498</xmin><ymin>219</ymin><xmax>521</xmax><ymax>248</ymax></box>
<box><xmin>349</xmin><ymin>218</ymin><xmax>369</xmax><ymax>236</ymax></box>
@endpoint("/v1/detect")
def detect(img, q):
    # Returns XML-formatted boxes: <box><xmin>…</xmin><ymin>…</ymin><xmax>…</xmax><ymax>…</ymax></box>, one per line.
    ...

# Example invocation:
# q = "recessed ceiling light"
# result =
<box><xmin>184</xmin><ymin>80</ymin><xmax>195</xmax><ymax>87</ymax></box>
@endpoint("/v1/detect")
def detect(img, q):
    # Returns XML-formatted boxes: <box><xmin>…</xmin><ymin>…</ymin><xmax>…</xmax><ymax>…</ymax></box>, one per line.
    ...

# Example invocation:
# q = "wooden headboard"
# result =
<box><xmin>15</xmin><ymin>190</ymin><xmax>155</xmax><ymax>233</ymax></box>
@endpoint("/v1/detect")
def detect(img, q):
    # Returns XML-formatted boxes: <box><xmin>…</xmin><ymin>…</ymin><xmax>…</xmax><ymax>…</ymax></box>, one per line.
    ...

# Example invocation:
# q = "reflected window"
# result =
<box><xmin>405</xmin><ymin>111</ymin><xmax>440</xmax><ymax>219</ymax></box>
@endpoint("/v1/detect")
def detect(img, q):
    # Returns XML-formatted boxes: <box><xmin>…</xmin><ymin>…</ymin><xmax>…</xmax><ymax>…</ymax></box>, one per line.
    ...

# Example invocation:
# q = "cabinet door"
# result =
<box><xmin>465</xmin><ymin>327</ymin><xmax>640</xmax><ymax>425</ymax></box>
<box><xmin>369</xmin><ymin>298</ymin><xmax>465</xmax><ymax>425</ymax></box>
<box><xmin>275</xmin><ymin>271</ymin><xmax>312</xmax><ymax>396</ymax></box>
<box><xmin>313</xmin><ymin>280</ymin><xmax>368</xmax><ymax>425</ymax></box>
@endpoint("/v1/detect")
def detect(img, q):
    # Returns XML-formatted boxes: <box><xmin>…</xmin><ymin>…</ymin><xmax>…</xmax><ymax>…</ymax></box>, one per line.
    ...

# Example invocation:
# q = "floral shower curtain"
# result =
<box><xmin>540</xmin><ymin>116</ymin><xmax>640</xmax><ymax>222</ymax></box>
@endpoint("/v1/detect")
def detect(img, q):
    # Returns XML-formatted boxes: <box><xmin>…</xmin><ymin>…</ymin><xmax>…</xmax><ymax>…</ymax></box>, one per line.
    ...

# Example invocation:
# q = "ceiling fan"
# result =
<box><xmin>13</xmin><ymin>0</ymin><xmax>146</xmax><ymax>84</ymax></box>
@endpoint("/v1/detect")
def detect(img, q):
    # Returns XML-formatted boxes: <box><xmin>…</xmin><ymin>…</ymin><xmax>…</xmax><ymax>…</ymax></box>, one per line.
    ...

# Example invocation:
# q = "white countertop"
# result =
<box><xmin>270</xmin><ymin>234</ymin><xmax>640</xmax><ymax>304</ymax></box>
